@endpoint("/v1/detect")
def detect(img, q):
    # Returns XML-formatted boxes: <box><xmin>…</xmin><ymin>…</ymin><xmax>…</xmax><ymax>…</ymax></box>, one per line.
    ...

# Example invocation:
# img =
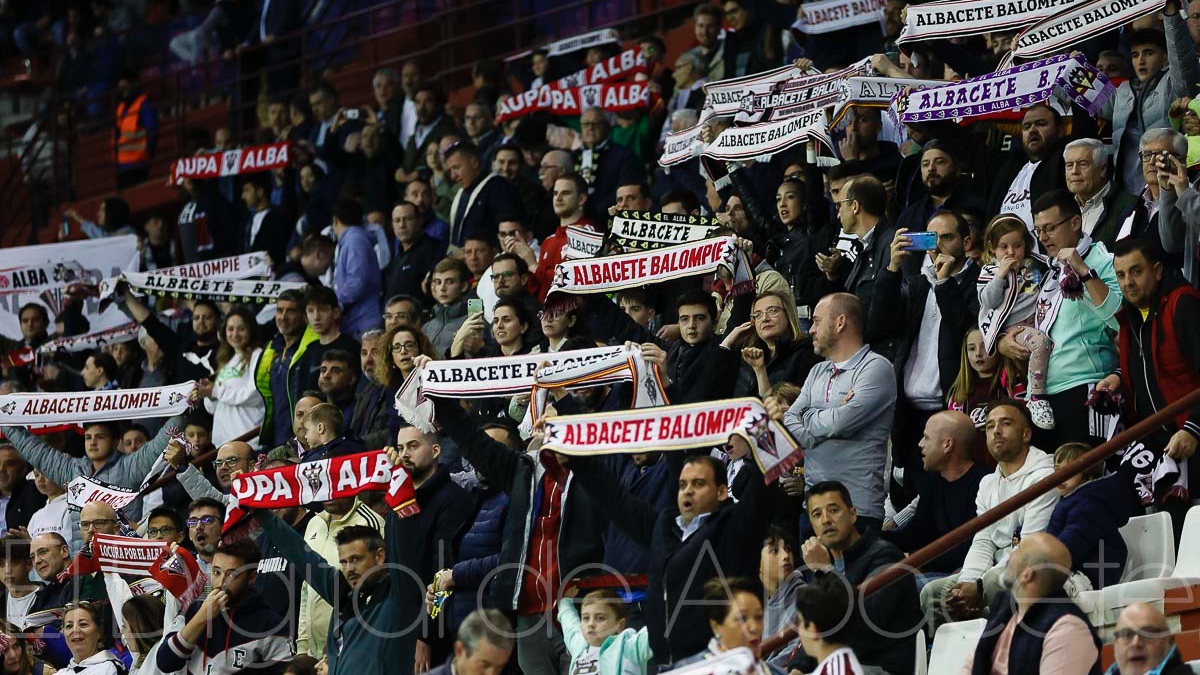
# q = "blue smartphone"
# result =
<box><xmin>901</xmin><ymin>231</ymin><xmax>938</xmax><ymax>252</ymax></box>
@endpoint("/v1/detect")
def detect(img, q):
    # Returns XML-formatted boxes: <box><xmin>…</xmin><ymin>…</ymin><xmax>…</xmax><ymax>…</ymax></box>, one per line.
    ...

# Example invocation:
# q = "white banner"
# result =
<box><xmin>1013</xmin><ymin>0</ymin><xmax>1164</xmax><ymax>58</ymax></box>
<box><xmin>37</xmin><ymin>323</ymin><xmax>139</xmax><ymax>354</ymax></box>
<box><xmin>562</xmin><ymin>227</ymin><xmax>604</xmax><ymax>260</ymax></box>
<box><xmin>703</xmin><ymin>108</ymin><xmax>832</xmax><ymax>161</ymax></box>
<box><xmin>0</xmin><ymin>236</ymin><xmax>139</xmax><ymax>340</ymax></box>
<box><xmin>66</xmin><ymin>476</ymin><xmax>141</xmax><ymax>512</ymax></box>
<box><xmin>154</xmin><ymin>252</ymin><xmax>271</xmax><ymax>279</ymax></box>
<box><xmin>792</xmin><ymin>0</ymin><xmax>886</xmax><ymax>34</ymax></box>
<box><xmin>659</xmin><ymin>123</ymin><xmax>705</xmax><ymax>167</ymax></box>
<box><xmin>99</xmin><ymin>272</ymin><xmax>306</xmax><ymax>304</ymax></box>
<box><xmin>701</xmin><ymin>63</ymin><xmax>810</xmax><ymax>121</ymax></box>
<box><xmin>898</xmin><ymin>0</ymin><xmax>1084</xmax><ymax>43</ymax></box>
<box><xmin>831</xmin><ymin>76</ymin><xmax>945</xmax><ymax>125</ymax></box>
<box><xmin>0</xmin><ymin>381</ymin><xmax>195</xmax><ymax>425</ymax></box>
<box><xmin>735</xmin><ymin>59</ymin><xmax>870</xmax><ymax>125</ymax></box>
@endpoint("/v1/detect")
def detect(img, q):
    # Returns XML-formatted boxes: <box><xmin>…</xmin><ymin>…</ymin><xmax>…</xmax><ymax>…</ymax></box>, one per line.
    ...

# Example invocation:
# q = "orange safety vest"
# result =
<box><xmin>115</xmin><ymin>93</ymin><xmax>149</xmax><ymax>166</ymax></box>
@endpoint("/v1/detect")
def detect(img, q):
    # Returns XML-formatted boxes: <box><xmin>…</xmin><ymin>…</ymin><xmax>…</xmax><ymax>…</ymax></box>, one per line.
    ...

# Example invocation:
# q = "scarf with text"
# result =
<box><xmin>154</xmin><ymin>252</ymin><xmax>271</xmax><ymax>279</ymax></box>
<box><xmin>1013</xmin><ymin>0</ymin><xmax>1164</xmax><ymax>58</ymax></box>
<box><xmin>831</xmin><ymin>76</ymin><xmax>945</xmax><ymax>126</ymax></box>
<box><xmin>171</xmin><ymin>142</ymin><xmax>290</xmax><ymax>183</ymax></box>
<box><xmin>735</xmin><ymin>59</ymin><xmax>871</xmax><ymax>125</ymax></box>
<box><xmin>562</xmin><ymin>226</ymin><xmax>604</xmax><ymax>260</ymax></box>
<box><xmin>225</xmin><ymin>450</ymin><xmax>419</xmax><ymax>532</ymax></box>
<box><xmin>604</xmin><ymin>211</ymin><xmax>720</xmax><ymax>254</ymax></box>
<box><xmin>701</xmin><ymin>63</ymin><xmax>813</xmax><ymax>121</ymax></box>
<box><xmin>148</xmin><ymin>545</ymin><xmax>207</xmax><ymax>607</ymax></box>
<box><xmin>496</xmin><ymin>82</ymin><xmax>653</xmax><ymax>123</ymax></box>
<box><xmin>67</xmin><ymin>476</ymin><xmax>141</xmax><ymax>512</ymax></box>
<box><xmin>551</xmin><ymin>48</ymin><xmax>647</xmax><ymax>89</ymax></box>
<box><xmin>396</xmin><ymin>345</ymin><xmax>653</xmax><ymax>432</ymax></box>
<box><xmin>891</xmin><ymin>53</ymin><xmax>1114</xmax><ymax>124</ymax></box>
<box><xmin>898</xmin><ymin>0</ymin><xmax>1083</xmax><ymax>44</ymax></box>
<box><xmin>543</xmin><ymin>398</ymin><xmax>803</xmax><ymax>484</ymax></box>
<box><xmin>661</xmin><ymin>648</ymin><xmax>758</xmax><ymax>675</ymax></box>
<box><xmin>659</xmin><ymin>123</ymin><xmax>705</xmax><ymax>167</ymax></box>
<box><xmin>703</xmin><ymin>108</ymin><xmax>834</xmax><ymax>161</ymax></box>
<box><xmin>520</xmin><ymin>344</ymin><xmax>669</xmax><ymax>438</ymax></box>
<box><xmin>85</xmin><ymin>534</ymin><xmax>167</xmax><ymax>576</ymax></box>
<box><xmin>0</xmin><ymin>381</ymin><xmax>195</xmax><ymax>425</ymax></box>
<box><xmin>547</xmin><ymin>236</ymin><xmax>752</xmax><ymax>299</ymax></box>
<box><xmin>791</xmin><ymin>0</ymin><xmax>886</xmax><ymax>33</ymax></box>
<box><xmin>546</xmin><ymin>28</ymin><xmax>620</xmax><ymax>57</ymax></box>
<box><xmin>99</xmin><ymin>271</ymin><xmax>306</xmax><ymax>304</ymax></box>
<box><xmin>0</xmin><ymin>262</ymin><xmax>93</xmax><ymax>296</ymax></box>
<box><xmin>36</xmin><ymin>323</ymin><xmax>138</xmax><ymax>355</ymax></box>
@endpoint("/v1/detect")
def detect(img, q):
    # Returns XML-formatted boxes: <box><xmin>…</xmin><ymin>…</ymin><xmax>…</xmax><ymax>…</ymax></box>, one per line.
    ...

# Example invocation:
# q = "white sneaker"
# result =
<box><xmin>1029</xmin><ymin>398</ymin><xmax>1056</xmax><ymax>430</ymax></box>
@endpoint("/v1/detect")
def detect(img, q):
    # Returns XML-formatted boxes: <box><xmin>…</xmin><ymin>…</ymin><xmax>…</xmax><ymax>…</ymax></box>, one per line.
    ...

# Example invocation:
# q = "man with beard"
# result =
<box><xmin>894</xmin><ymin>141</ymin><xmax>983</xmax><ymax>244</ymax></box>
<box><xmin>393</xmin><ymin>427</ymin><xmax>473</xmax><ymax>672</ymax></box>
<box><xmin>124</xmin><ymin>295</ymin><xmax>221</xmax><ymax>383</ymax></box>
<box><xmin>988</xmin><ymin>104</ymin><xmax>1072</xmax><ymax>229</ymax></box>
<box><xmin>406</xmin><ymin>177</ymin><xmax>450</xmax><ymax>246</ymax></box>
<box><xmin>186</xmin><ymin>498</ymin><xmax>225</xmax><ymax>581</ymax></box>
<box><xmin>492</xmin><ymin>144</ymin><xmax>545</xmax><ymax>219</ymax></box>
<box><xmin>399</xmin><ymin>85</ymin><xmax>457</xmax><ymax>183</ymax></box>
<box><xmin>532</xmin><ymin>150</ymin><xmax>575</xmax><ymax>240</ymax></box>
<box><xmin>384</xmin><ymin>200</ymin><xmax>443</xmax><ymax>301</ymax></box>
<box><xmin>445</xmin><ymin>141</ymin><xmax>522</xmax><ymax>247</ymax></box>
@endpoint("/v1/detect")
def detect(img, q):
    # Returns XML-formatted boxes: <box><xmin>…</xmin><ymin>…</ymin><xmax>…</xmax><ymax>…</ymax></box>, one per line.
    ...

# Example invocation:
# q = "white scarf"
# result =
<box><xmin>0</xmin><ymin>381</ymin><xmax>195</xmax><ymax>425</ymax></box>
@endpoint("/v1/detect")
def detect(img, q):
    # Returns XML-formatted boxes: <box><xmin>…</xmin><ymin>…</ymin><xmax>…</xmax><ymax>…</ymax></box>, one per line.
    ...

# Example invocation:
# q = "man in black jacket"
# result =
<box><xmin>566</xmin><ymin>451</ymin><xmax>772</xmax><ymax>666</ymax></box>
<box><xmin>445</xmin><ymin>142</ymin><xmax>522</xmax><ymax>247</ymax></box>
<box><xmin>384</xmin><ymin>200</ymin><xmax>443</xmax><ymax>301</ymax></box>
<box><xmin>785</xmin><ymin>481</ymin><xmax>921</xmax><ymax>675</ymax></box>
<box><xmin>0</xmin><ymin>446</ymin><xmax>45</xmax><ymax>533</ymax></box>
<box><xmin>893</xmin><ymin>141</ymin><xmax>985</xmax><ymax>256</ymax></box>
<box><xmin>123</xmin><ymin>292</ymin><xmax>220</xmax><ymax>383</ymax></box>
<box><xmin>240</xmin><ymin>172</ymin><xmax>291</xmax><ymax>269</ymax></box>
<box><xmin>429</xmin><ymin>397</ymin><xmax>606</xmax><ymax>675</ymax></box>
<box><xmin>869</xmin><ymin>210</ymin><xmax>979</xmax><ymax>501</ymax></box>
<box><xmin>988</xmin><ymin>104</ymin><xmax>1071</xmax><ymax>228</ymax></box>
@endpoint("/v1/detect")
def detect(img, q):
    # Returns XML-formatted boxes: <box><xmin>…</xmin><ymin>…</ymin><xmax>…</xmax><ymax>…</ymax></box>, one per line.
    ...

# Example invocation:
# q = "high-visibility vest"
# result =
<box><xmin>115</xmin><ymin>93</ymin><xmax>149</xmax><ymax>165</ymax></box>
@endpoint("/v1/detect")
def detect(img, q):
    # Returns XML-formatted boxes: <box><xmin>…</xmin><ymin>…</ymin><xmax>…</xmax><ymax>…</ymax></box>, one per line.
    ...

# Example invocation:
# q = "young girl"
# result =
<box><xmin>558</xmin><ymin>588</ymin><xmax>652</xmax><ymax>675</ymax></box>
<box><xmin>947</xmin><ymin>327</ymin><xmax>1025</xmax><ymax>466</ymax></box>
<box><xmin>977</xmin><ymin>215</ymin><xmax>1055</xmax><ymax>429</ymax></box>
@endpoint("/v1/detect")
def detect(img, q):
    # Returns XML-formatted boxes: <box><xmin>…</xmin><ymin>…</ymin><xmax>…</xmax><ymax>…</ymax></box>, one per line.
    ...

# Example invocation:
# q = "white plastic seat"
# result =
<box><xmin>914</xmin><ymin>627</ymin><xmax>927</xmax><ymax>675</ymax></box>
<box><xmin>1119</xmin><ymin>512</ymin><xmax>1176</xmax><ymax>582</ymax></box>
<box><xmin>928</xmin><ymin>619</ymin><xmax>987</xmax><ymax>674</ymax></box>
<box><xmin>1174</xmin><ymin>505</ymin><xmax>1200</xmax><ymax>578</ymax></box>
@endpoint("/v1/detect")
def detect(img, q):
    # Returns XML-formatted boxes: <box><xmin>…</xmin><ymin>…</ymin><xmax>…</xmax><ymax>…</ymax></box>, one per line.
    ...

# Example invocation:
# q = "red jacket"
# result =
<box><xmin>534</xmin><ymin>218</ymin><xmax>596</xmax><ymax>302</ymax></box>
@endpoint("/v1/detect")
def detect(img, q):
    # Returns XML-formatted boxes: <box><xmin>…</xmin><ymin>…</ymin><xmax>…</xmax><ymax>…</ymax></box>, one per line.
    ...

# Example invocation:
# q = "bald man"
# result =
<box><xmin>883</xmin><ymin>411</ymin><xmax>989</xmax><ymax>575</ymax></box>
<box><xmin>78</xmin><ymin>502</ymin><xmax>120</xmax><ymax>544</ymax></box>
<box><xmin>966</xmin><ymin>532</ymin><xmax>1100</xmax><ymax>675</ymax></box>
<box><xmin>1109</xmin><ymin>602</ymin><xmax>1189</xmax><ymax>675</ymax></box>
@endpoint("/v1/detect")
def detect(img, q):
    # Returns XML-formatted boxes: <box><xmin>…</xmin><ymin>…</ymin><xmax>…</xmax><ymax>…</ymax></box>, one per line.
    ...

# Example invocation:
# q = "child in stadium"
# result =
<box><xmin>558</xmin><ymin>586</ymin><xmax>652</xmax><ymax>675</ymax></box>
<box><xmin>794</xmin><ymin>571</ymin><xmax>867</xmax><ymax>675</ymax></box>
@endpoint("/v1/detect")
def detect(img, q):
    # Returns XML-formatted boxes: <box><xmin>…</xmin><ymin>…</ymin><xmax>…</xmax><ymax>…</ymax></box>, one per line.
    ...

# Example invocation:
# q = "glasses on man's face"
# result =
<box><xmin>1113</xmin><ymin>626</ymin><xmax>1170</xmax><ymax>643</ymax></box>
<box><xmin>382</xmin><ymin>312</ymin><xmax>414</xmax><ymax>323</ymax></box>
<box><xmin>750</xmin><ymin>306</ymin><xmax>784</xmax><ymax>322</ymax></box>
<box><xmin>392</xmin><ymin>342</ymin><xmax>419</xmax><ymax>353</ymax></box>
<box><xmin>79</xmin><ymin>519</ymin><xmax>116</xmax><ymax>530</ymax></box>
<box><xmin>1140</xmin><ymin>150</ymin><xmax>1184</xmax><ymax>164</ymax></box>
<box><xmin>491</xmin><ymin>271</ymin><xmax>518</xmax><ymax>281</ymax></box>
<box><xmin>146</xmin><ymin>526</ymin><xmax>177</xmax><ymax>538</ymax></box>
<box><xmin>836</xmin><ymin>198</ymin><xmax>856</xmax><ymax>209</ymax></box>
<box><xmin>186</xmin><ymin>515</ymin><xmax>220</xmax><ymax>528</ymax></box>
<box><xmin>1033</xmin><ymin>215</ymin><xmax>1074</xmax><ymax>238</ymax></box>
<box><xmin>212</xmin><ymin>458</ymin><xmax>245</xmax><ymax>469</ymax></box>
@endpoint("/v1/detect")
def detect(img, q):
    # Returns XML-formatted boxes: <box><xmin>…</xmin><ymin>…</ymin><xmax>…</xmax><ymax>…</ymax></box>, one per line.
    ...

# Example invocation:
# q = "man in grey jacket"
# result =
<box><xmin>785</xmin><ymin>293</ymin><xmax>897</xmax><ymax>535</ymax></box>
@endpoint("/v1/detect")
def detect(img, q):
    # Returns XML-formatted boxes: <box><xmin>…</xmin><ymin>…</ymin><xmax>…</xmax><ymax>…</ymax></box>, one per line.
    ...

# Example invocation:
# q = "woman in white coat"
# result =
<box><xmin>200</xmin><ymin>305</ymin><xmax>265</xmax><ymax>449</ymax></box>
<box><xmin>60</xmin><ymin>603</ymin><xmax>126</xmax><ymax>675</ymax></box>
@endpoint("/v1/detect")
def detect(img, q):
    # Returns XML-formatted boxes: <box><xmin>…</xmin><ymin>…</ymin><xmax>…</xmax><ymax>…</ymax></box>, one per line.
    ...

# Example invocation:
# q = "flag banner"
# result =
<box><xmin>6</xmin><ymin>347</ymin><xmax>33</xmax><ymax>367</ymax></box>
<box><xmin>604</xmin><ymin>211</ymin><xmax>720</xmax><ymax>254</ymax></box>
<box><xmin>548</xmin><ymin>236</ymin><xmax>750</xmax><ymax>298</ymax></box>
<box><xmin>891</xmin><ymin>53</ymin><xmax>1114</xmax><ymax>123</ymax></box>
<box><xmin>831</xmin><ymin>76</ymin><xmax>945</xmax><ymax>125</ymax></box>
<box><xmin>792</xmin><ymin>0</ymin><xmax>886</xmax><ymax>34</ymax></box>
<box><xmin>171</xmin><ymin>142</ymin><xmax>290</xmax><ymax>183</ymax></box>
<box><xmin>543</xmin><ymin>398</ymin><xmax>803</xmax><ymax>484</ymax></box>
<box><xmin>562</xmin><ymin>226</ymin><xmax>604</xmax><ymax>261</ymax></box>
<box><xmin>91</xmin><ymin>534</ymin><xmax>167</xmax><ymax>577</ymax></box>
<box><xmin>659</xmin><ymin>648</ymin><xmax>757</xmax><ymax>674</ymax></box>
<box><xmin>496</xmin><ymin>82</ymin><xmax>653</xmax><ymax>123</ymax></box>
<box><xmin>659</xmin><ymin>123</ymin><xmax>705</xmax><ymax>167</ymax></box>
<box><xmin>37</xmin><ymin>323</ymin><xmax>139</xmax><ymax>355</ymax></box>
<box><xmin>149</xmin><ymin>546</ymin><xmax>207</xmax><ymax>607</ymax></box>
<box><xmin>701</xmin><ymin>63</ymin><xmax>809</xmax><ymax>121</ymax></box>
<box><xmin>66</xmin><ymin>476</ymin><xmax>140</xmax><ymax>512</ymax></box>
<box><xmin>153</xmin><ymin>252</ymin><xmax>271</xmax><ymax>280</ymax></box>
<box><xmin>1013</xmin><ymin>0</ymin><xmax>1165</xmax><ymax>58</ymax></box>
<box><xmin>504</xmin><ymin>28</ymin><xmax>621</xmax><ymax>62</ymax></box>
<box><xmin>0</xmin><ymin>237</ymin><xmax>138</xmax><ymax>341</ymax></box>
<box><xmin>395</xmin><ymin>345</ymin><xmax>646</xmax><ymax>431</ymax></box>
<box><xmin>703</xmin><ymin>108</ymin><xmax>833</xmax><ymax>161</ymax></box>
<box><xmin>735</xmin><ymin>59</ymin><xmax>870</xmax><ymax>125</ymax></box>
<box><xmin>227</xmin><ymin>450</ymin><xmax>418</xmax><ymax>525</ymax></box>
<box><xmin>551</xmin><ymin>48</ymin><xmax>647</xmax><ymax>89</ymax></box>
<box><xmin>0</xmin><ymin>381</ymin><xmax>195</xmax><ymax>425</ymax></box>
<box><xmin>898</xmin><ymin>0</ymin><xmax>1084</xmax><ymax>43</ymax></box>
<box><xmin>99</xmin><ymin>272</ymin><xmax>306</xmax><ymax>304</ymax></box>
<box><xmin>0</xmin><ymin>262</ymin><xmax>94</xmax><ymax>296</ymax></box>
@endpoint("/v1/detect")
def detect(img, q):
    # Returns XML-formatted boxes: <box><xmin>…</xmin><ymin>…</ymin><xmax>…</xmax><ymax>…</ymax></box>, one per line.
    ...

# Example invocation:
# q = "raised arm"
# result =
<box><xmin>113</xmin><ymin>414</ymin><xmax>190</xmax><ymax>488</ymax></box>
<box><xmin>257</xmin><ymin>509</ymin><xmax>345</xmax><ymax>604</ymax></box>
<box><xmin>4</xmin><ymin>426</ymin><xmax>84</xmax><ymax>487</ymax></box>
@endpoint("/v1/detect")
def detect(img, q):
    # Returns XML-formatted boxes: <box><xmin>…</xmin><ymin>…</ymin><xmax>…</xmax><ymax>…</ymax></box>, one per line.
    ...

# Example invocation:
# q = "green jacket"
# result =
<box><xmin>558</xmin><ymin>598</ymin><xmax>653</xmax><ymax>675</ymax></box>
<box><xmin>1046</xmin><ymin>242</ymin><xmax>1123</xmax><ymax>395</ymax></box>
<box><xmin>256</xmin><ymin>326</ymin><xmax>320</xmax><ymax>447</ymax></box>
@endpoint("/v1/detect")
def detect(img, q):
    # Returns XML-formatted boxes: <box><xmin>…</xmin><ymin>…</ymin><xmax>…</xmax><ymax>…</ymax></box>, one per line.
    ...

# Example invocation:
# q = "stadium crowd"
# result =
<box><xmin>2</xmin><ymin>0</ymin><xmax>1200</xmax><ymax>674</ymax></box>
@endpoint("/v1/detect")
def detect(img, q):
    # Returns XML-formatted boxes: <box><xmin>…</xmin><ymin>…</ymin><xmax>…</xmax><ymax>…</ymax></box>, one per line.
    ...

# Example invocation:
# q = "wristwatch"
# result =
<box><xmin>1078</xmin><ymin>268</ymin><xmax>1098</xmax><ymax>284</ymax></box>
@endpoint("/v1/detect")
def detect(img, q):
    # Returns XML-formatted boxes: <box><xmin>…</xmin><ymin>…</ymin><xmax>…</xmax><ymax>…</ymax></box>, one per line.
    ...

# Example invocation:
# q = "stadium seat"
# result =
<box><xmin>1175</xmin><ymin>506</ymin><xmax>1200</xmax><ymax>578</ymax></box>
<box><xmin>914</xmin><ymin>626</ymin><xmax>927</xmax><ymax>675</ymax></box>
<box><xmin>1189</xmin><ymin>660</ymin><xmax>1200</xmax><ymax>675</ymax></box>
<box><xmin>927</xmin><ymin>619</ymin><xmax>986</xmax><ymax>673</ymax></box>
<box><xmin>1119</xmin><ymin>512</ymin><xmax>1177</xmax><ymax>582</ymax></box>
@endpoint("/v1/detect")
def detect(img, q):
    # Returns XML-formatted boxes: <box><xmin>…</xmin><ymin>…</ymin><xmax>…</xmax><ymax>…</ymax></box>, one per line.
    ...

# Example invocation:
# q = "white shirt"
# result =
<box><xmin>903</xmin><ymin>271</ymin><xmax>948</xmax><ymax>410</ymax></box>
<box><xmin>1077</xmin><ymin>182</ymin><xmax>1111</xmax><ymax>237</ymax></box>
<box><xmin>203</xmin><ymin>348</ymin><xmax>266</xmax><ymax>448</ymax></box>
<box><xmin>6</xmin><ymin>590</ymin><xmax>36</xmax><ymax>630</ymax></box>
<box><xmin>248</xmin><ymin>209</ymin><xmax>269</xmax><ymax>249</ymax></box>
<box><xmin>569</xmin><ymin>645</ymin><xmax>601</xmax><ymax>675</ymax></box>
<box><xmin>1002</xmin><ymin>160</ymin><xmax>1040</xmax><ymax>229</ymax></box>
<box><xmin>28</xmin><ymin>493</ymin><xmax>79</xmax><ymax>552</ymax></box>
<box><xmin>400</xmin><ymin>98</ymin><xmax>417</xmax><ymax>148</ymax></box>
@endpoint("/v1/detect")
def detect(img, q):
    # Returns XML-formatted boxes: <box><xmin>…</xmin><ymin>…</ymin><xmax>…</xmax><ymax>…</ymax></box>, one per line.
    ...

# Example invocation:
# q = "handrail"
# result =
<box><xmin>760</xmin><ymin>385</ymin><xmax>1200</xmax><ymax>656</ymax></box>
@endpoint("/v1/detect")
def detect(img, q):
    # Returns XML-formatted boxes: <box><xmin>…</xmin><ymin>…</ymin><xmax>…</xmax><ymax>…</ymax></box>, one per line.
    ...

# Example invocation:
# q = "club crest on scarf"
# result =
<box><xmin>302</xmin><ymin>462</ymin><xmax>325</xmax><ymax>494</ymax></box>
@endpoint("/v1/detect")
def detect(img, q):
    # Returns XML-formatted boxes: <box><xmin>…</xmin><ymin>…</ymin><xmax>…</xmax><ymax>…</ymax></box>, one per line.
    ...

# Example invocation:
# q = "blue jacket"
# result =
<box><xmin>447</xmin><ymin>488</ymin><xmax>509</xmax><ymax>631</ymax></box>
<box><xmin>333</xmin><ymin>224</ymin><xmax>382</xmax><ymax>337</ymax></box>
<box><xmin>1046</xmin><ymin>474</ymin><xmax>1130</xmax><ymax>589</ymax></box>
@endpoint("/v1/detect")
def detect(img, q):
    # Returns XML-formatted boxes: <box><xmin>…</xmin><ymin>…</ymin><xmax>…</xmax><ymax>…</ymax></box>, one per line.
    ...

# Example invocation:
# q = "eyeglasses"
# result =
<box><xmin>392</xmin><ymin>342</ymin><xmax>419</xmax><ymax>353</ymax></box>
<box><xmin>836</xmin><ymin>198</ymin><xmax>856</xmax><ymax>209</ymax></box>
<box><xmin>213</xmin><ymin>458</ymin><xmax>246</xmax><ymax>469</ymax></box>
<box><xmin>1033</xmin><ymin>215</ymin><xmax>1074</xmax><ymax>238</ymax></box>
<box><xmin>1113</xmin><ymin>626</ymin><xmax>1170</xmax><ymax>643</ymax></box>
<box><xmin>382</xmin><ymin>312</ymin><xmax>414</xmax><ymax>322</ymax></box>
<box><xmin>750</xmin><ymin>306</ymin><xmax>784</xmax><ymax>322</ymax></box>
<box><xmin>1140</xmin><ymin>150</ymin><xmax>1184</xmax><ymax>164</ymax></box>
<box><xmin>491</xmin><ymin>271</ymin><xmax>518</xmax><ymax>281</ymax></box>
<box><xmin>186</xmin><ymin>515</ymin><xmax>220</xmax><ymax>527</ymax></box>
<box><xmin>146</xmin><ymin>526</ymin><xmax>177</xmax><ymax>537</ymax></box>
<box><xmin>79</xmin><ymin>519</ymin><xmax>116</xmax><ymax>530</ymax></box>
<box><xmin>1189</xmin><ymin>11</ymin><xmax>1200</xmax><ymax>19</ymax></box>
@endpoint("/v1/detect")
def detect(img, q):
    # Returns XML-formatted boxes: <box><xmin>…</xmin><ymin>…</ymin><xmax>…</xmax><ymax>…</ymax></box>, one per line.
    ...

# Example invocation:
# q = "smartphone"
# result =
<box><xmin>902</xmin><ymin>231</ymin><xmax>938</xmax><ymax>252</ymax></box>
<box><xmin>467</xmin><ymin>299</ymin><xmax>483</xmax><ymax>316</ymax></box>
<box><xmin>343</xmin><ymin>108</ymin><xmax>361</xmax><ymax>120</ymax></box>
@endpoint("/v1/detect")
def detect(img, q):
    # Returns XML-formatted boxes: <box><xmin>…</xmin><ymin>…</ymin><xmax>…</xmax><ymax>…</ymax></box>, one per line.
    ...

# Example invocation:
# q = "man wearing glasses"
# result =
<box><xmin>1108</xmin><ymin>603</ymin><xmax>1191</xmax><ymax>674</ymax></box>
<box><xmin>77</xmin><ymin>503</ymin><xmax>120</xmax><ymax>544</ymax></box>
<box><xmin>185</xmin><ymin>498</ymin><xmax>225</xmax><ymax>583</ymax></box>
